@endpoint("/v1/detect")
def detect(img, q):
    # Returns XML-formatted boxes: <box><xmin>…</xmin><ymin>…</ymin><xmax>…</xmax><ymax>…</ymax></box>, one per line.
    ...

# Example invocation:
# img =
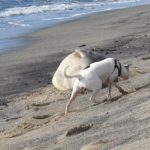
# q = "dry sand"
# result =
<box><xmin>0</xmin><ymin>5</ymin><xmax>150</xmax><ymax>150</ymax></box>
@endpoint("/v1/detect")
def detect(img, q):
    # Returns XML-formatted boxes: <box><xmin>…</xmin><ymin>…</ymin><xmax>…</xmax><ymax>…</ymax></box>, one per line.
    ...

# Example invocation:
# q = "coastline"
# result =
<box><xmin>0</xmin><ymin>4</ymin><xmax>150</xmax><ymax>96</ymax></box>
<box><xmin>1</xmin><ymin>1</ymin><xmax>150</xmax><ymax>53</ymax></box>
<box><xmin>0</xmin><ymin>4</ymin><xmax>150</xmax><ymax>150</ymax></box>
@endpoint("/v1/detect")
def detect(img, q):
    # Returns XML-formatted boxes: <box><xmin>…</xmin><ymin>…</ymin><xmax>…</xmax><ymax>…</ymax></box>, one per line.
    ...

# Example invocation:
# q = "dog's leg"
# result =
<box><xmin>90</xmin><ymin>79</ymin><xmax>102</xmax><ymax>103</ymax></box>
<box><xmin>65</xmin><ymin>85</ymin><xmax>81</xmax><ymax>115</ymax></box>
<box><xmin>107</xmin><ymin>80</ymin><xmax>113</xmax><ymax>101</ymax></box>
<box><xmin>90</xmin><ymin>90</ymin><xmax>100</xmax><ymax>103</ymax></box>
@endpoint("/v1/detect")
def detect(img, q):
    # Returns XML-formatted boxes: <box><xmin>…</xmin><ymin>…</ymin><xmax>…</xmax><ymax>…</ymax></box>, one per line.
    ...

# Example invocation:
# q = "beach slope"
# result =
<box><xmin>0</xmin><ymin>5</ymin><xmax>150</xmax><ymax>150</ymax></box>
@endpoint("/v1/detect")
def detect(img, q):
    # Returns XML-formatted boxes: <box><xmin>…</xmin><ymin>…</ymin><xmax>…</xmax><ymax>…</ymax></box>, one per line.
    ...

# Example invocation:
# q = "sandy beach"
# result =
<box><xmin>0</xmin><ymin>5</ymin><xmax>150</xmax><ymax>150</ymax></box>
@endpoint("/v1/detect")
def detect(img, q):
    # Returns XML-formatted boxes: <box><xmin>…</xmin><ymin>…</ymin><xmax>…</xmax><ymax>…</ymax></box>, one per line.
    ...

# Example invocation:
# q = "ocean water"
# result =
<box><xmin>0</xmin><ymin>0</ymin><xmax>150</xmax><ymax>53</ymax></box>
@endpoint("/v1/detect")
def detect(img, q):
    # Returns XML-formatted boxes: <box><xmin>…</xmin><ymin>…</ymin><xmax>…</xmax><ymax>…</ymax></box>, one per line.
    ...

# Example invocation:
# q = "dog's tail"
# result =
<box><xmin>64</xmin><ymin>66</ymin><xmax>80</xmax><ymax>79</ymax></box>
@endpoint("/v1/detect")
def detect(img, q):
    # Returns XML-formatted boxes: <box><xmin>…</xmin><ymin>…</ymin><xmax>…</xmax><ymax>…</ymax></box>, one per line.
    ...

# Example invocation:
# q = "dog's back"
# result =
<box><xmin>79</xmin><ymin>58</ymin><xmax>114</xmax><ymax>81</ymax></box>
<box><xmin>79</xmin><ymin>58</ymin><xmax>129</xmax><ymax>82</ymax></box>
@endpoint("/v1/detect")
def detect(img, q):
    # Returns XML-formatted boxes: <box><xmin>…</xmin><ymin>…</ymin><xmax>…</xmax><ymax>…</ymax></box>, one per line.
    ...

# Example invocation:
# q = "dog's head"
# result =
<box><xmin>120</xmin><ymin>63</ymin><xmax>131</xmax><ymax>80</ymax></box>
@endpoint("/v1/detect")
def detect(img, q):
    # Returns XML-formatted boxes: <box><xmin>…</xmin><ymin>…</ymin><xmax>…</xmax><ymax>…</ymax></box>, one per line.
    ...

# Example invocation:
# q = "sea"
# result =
<box><xmin>0</xmin><ymin>0</ymin><xmax>150</xmax><ymax>53</ymax></box>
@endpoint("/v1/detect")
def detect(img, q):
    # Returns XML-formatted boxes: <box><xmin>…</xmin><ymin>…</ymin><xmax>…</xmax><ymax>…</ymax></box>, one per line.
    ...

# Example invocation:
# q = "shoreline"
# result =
<box><xmin>0</xmin><ymin>3</ymin><xmax>150</xmax><ymax>55</ymax></box>
<box><xmin>23</xmin><ymin>3</ymin><xmax>150</xmax><ymax>52</ymax></box>
<box><xmin>0</xmin><ymin>4</ymin><xmax>150</xmax><ymax>97</ymax></box>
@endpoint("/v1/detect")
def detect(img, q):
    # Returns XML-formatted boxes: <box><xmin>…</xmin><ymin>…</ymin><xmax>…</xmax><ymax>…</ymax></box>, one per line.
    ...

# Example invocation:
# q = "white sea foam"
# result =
<box><xmin>0</xmin><ymin>3</ymin><xmax>101</xmax><ymax>17</ymax></box>
<box><xmin>0</xmin><ymin>4</ymin><xmax>79</xmax><ymax>17</ymax></box>
<box><xmin>0</xmin><ymin>0</ymin><xmax>140</xmax><ymax>17</ymax></box>
<box><xmin>42</xmin><ymin>16</ymin><xmax>71</xmax><ymax>21</ymax></box>
<box><xmin>8</xmin><ymin>21</ymin><xmax>30</xmax><ymax>27</ymax></box>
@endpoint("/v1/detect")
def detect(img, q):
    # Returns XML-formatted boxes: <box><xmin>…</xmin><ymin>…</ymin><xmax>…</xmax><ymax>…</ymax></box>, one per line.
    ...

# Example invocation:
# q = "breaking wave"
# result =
<box><xmin>0</xmin><ymin>0</ymin><xmax>140</xmax><ymax>17</ymax></box>
<box><xmin>0</xmin><ymin>4</ymin><xmax>79</xmax><ymax>17</ymax></box>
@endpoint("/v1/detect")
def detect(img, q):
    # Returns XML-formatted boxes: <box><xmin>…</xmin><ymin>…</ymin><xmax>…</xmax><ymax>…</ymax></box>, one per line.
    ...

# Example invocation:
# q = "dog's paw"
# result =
<box><xmin>65</xmin><ymin>110</ymin><xmax>68</xmax><ymax>116</ymax></box>
<box><xmin>107</xmin><ymin>96</ymin><xmax>111</xmax><ymax>101</ymax></box>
